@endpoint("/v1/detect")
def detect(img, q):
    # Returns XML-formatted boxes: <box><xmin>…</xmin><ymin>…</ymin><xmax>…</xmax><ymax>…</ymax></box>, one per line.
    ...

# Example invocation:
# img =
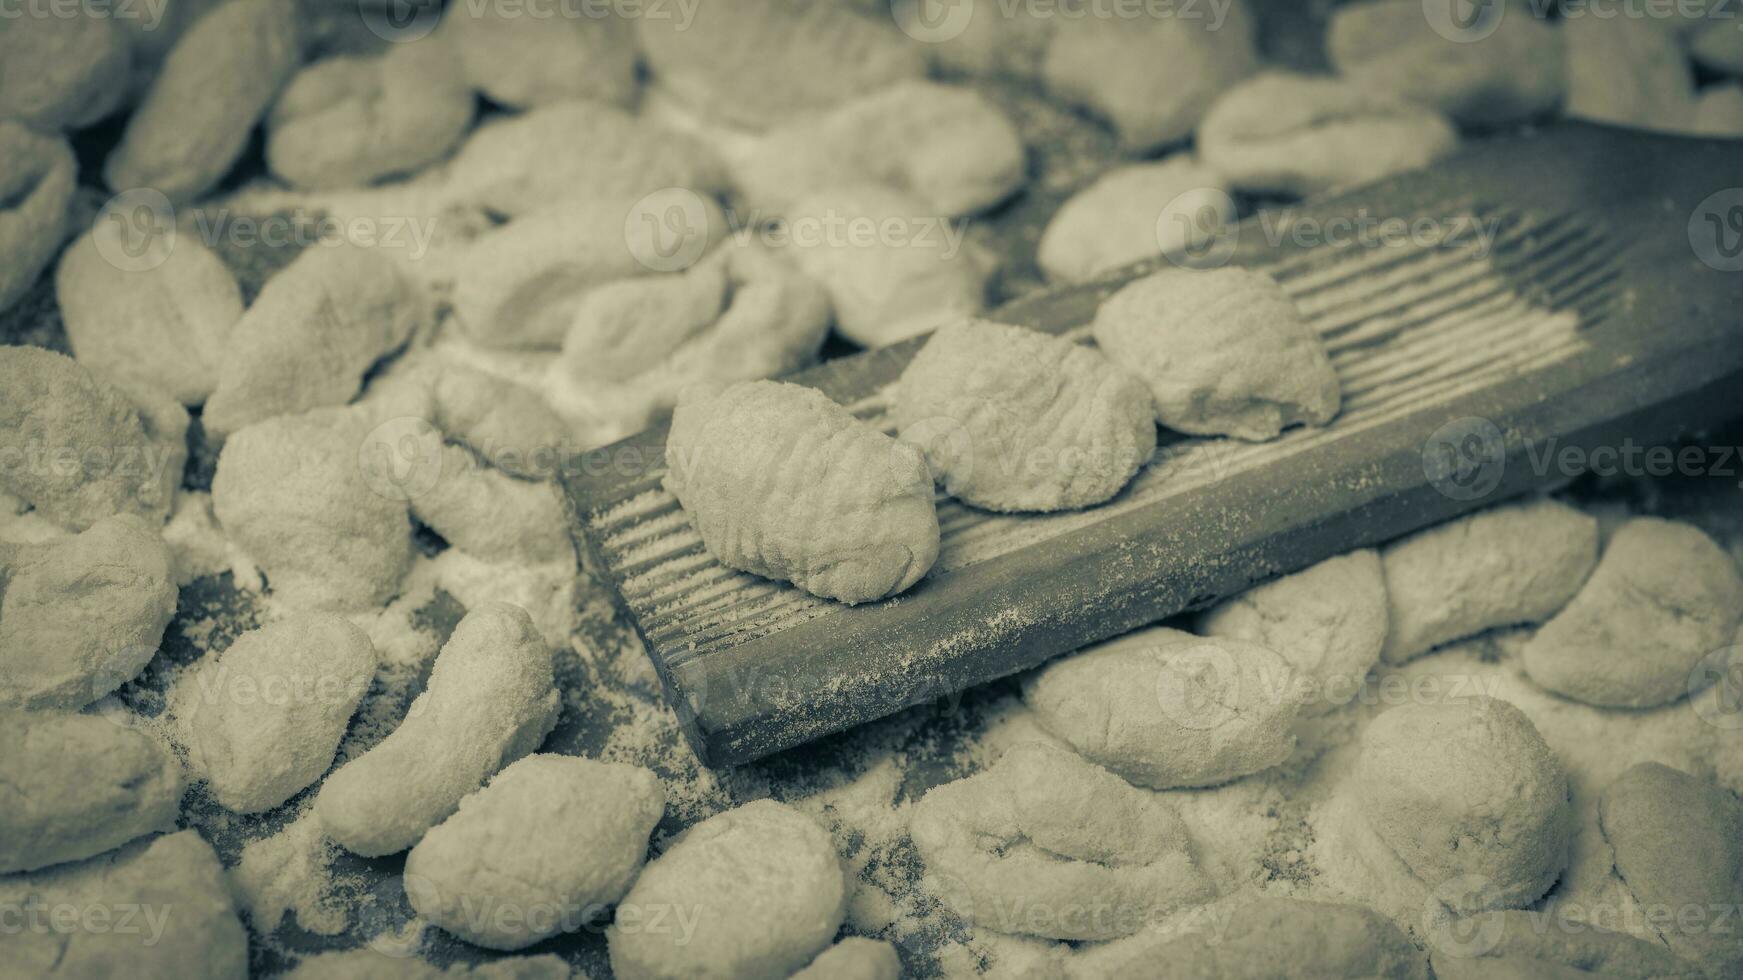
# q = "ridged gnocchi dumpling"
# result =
<box><xmin>892</xmin><ymin>319</ymin><xmax>1155</xmax><ymax>513</ymax></box>
<box><xmin>664</xmin><ymin>381</ymin><xmax>940</xmax><ymax>605</ymax></box>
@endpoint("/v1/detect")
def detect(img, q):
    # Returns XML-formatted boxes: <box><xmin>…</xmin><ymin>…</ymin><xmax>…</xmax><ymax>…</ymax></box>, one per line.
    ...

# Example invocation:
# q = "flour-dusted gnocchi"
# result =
<box><xmin>1356</xmin><ymin>697</ymin><xmax>1572</xmax><ymax>912</ymax></box>
<box><xmin>0</xmin><ymin>710</ymin><xmax>183</xmax><ymax>873</ymax></box>
<box><xmin>1042</xmin><ymin>1</ymin><xmax>1259</xmax><ymax>151</ymax></box>
<box><xmin>176</xmin><ymin>614</ymin><xmax>378</xmax><ymax>814</ymax></box>
<box><xmin>781</xmin><ymin>184</ymin><xmax>990</xmax><ymax>348</ymax></box>
<box><xmin>202</xmin><ymin>243</ymin><xmax>430</xmax><ymax>440</ymax></box>
<box><xmin>450</xmin><ymin>187</ymin><xmax>726</xmax><ymax>350</ymax></box>
<box><xmin>57</xmin><ymin>206</ymin><xmax>243</xmax><ymax>406</ymax></box>
<box><xmin>1091</xmin><ymin>267</ymin><xmax>1341</xmax><ymax>441</ymax></box>
<box><xmin>635</xmin><ymin>0</ymin><xmax>925</xmax><ymax>131</ymax></box>
<box><xmin>910</xmin><ymin>741</ymin><xmax>1216</xmax><ymax>941</ymax></box>
<box><xmin>1523</xmin><ymin>518</ymin><xmax>1743</xmax><ymax>708</ymax></box>
<box><xmin>0</xmin><ymin>831</ymin><xmax>248</xmax><ymax>980</ymax></box>
<box><xmin>552</xmin><ymin>240</ymin><xmax>830</xmax><ymax>435</ymax></box>
<box><xmin>1198</xmin><ymin>550</ymin><xmax>1388</xmax><ymax>715</ymax></box>
<box><xmin>1037</xmin><ymin>156</ymin><xmax>1233</xmax><ymax>283</ymax></box>
<box><xmin>664</xmin><ymin>380</ymin><xmax>940</xmax><ymax>605</ymax></box>
<box><xmin>0</xmin><ymin>515</ymin><xmax>177</xmax><ymax>710</ymax></box>
<box><xmin>1380</xmin><ymin>499</ymin><xmax>1598</xmax><ymax>664</ymax></box>
<box><xmin>891</xmin><ymin>319</ymin><xmax>1156</xmax><ymax>512</ymax></box>
<box><xmin>405</xmin><ymin>754</ymin><xmax>664</xmax><ymax>950</ymax></box>
<box><xmin>607</xmin><ymin>799</ymin><xmax>847</xmax><ymax>980</ymax></box>
<box><xmin>1598</xmin><ymin>763</ymin><xmax>1743</xmax><ymax>977</ymax></box>
<box><xmin>1198</xmin><ymin>72</ymin><xmax>1459</xmax><ymax>197</ymax></box>
<box><xmin>1328</xmin><ymin>0</ymin><xmax>1565</xmax><ymax>126</ymax></box>
<box><xmin>730</xmin><ymin>80</ymin><xmax>1026</xmax><ymax>219</ymax></box>
<box><xmin>444</xmin><ymin>3</ymin><xmax>636</xmax><ymax>109</ymax></box>
<box><xmin>0</xmin><ymin>346</ymin><xmax>186</xmax><ymax>531</ymax></box>
<box><xmin>266</xmin><ymin>32</ymin><xmax>474</xmax><ymax>190</ymax></box>
<box><xmin>211</xmin><ymin>408</ymin><xmax>413</xmax><ymax>612</ymax></box>
<box><xmin>1024</xmin><ymin>628</ymin><xmax>1305</xmax><ymax>789</ymax></box>
<box><xmin>0</xmin><ymin>10</ymin><xmax>130</xmax><ymax>131</ymax></box>
<box><xmin>104</xmin><ymin>0</ymin><xmax>301</xmax><ymax>202</ymax></box>
<box><xmin>0</xmin><ymin>123</ymin><xmax>76</xmax><ymax>315</ymax></box>
<box><xmin>315</xmin><ymin>602</ymin><xmax>560</xmax><ymax>856</ymax></box>
<box><xmin>440</xmin><ymin>101</ymin><xmax>730</xmax><ymax>218</ymax></box>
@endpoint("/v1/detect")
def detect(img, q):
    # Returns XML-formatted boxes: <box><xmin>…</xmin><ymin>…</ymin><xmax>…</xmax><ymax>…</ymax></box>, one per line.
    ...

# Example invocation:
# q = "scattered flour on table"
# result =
<box><xmin>230</xmin><ymin>805</ymin><xmax>348</xmax><ymax>936</ymax></box>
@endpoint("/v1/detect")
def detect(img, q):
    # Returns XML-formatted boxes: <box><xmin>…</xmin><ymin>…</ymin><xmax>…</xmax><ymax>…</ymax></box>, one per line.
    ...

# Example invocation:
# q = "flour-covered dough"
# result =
<box><xmin>665</xmin><ymin>381</ymin><xmax>940</xmax><ymax>604</ymax></box>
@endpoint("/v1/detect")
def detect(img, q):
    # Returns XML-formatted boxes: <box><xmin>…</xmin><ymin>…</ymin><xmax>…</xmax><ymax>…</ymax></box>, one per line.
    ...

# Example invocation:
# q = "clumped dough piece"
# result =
<box><xmin>0</xmin><ymin>346</ymin><xmax>187</xmax><ymax>531</ymax></box>
<box><xmin>1023</xmin><ymin>627</ymin><xmax>1303</xmax><ymax>789</ymax></box>
<box><xmin>730</xmin><ymin>80</ymin><xmax>1026</xmax><ymax>219</ymax></box>
<box><xmin>1197</xmin><ymin>72</ymin><xmax>1459</xmax><ymax>197</ymax></box>
<box><xmin>0</xmin><ymin>515</ymin><xmax>177</xmax><ymax>709</ymax></box>
<box><xmin>440</xmin><ymin>101</ymin><xmax>729</xmax><ymax>218</ymax></box>
<box><xmin>1070</xmin><ymin>897</ymin><xmax>1428</xmax><ymax>979</ymax></box>
<box><xmin>202</xmin><ymin>243</ymin><xmax>430</xmax><ymax>439</ymax></box>
<box><xmin>1198</xmin><ymin>550</ymin><xmax>1388</xmax><ymax>715</ymax></box>
<box><xmin>790</xmin><ymin>939</ymin><xmax>902</xmax><ymax>980</ymax></box>
<box><xmin>0</xmin><ymin>123</ymin><xmax>76</xmax><ymax>315</ymax></box>
<box><xmin>0</xmin><ymin>711</ymin><xmax>182</xmax><ymax>873</ymax></box>
<box><xmin>0</xmin><ymin>830</ymin><xmax>248</xmax><ymax>980</ymax></box>
<box><xmin>104</xmin><ymin>0</ymin><xmax>301</xmax><ymax>202</ymax></box>
<box><xmin>374</xmin><ymin>358</ymin><xmax>573</xmax><ymax>480</ymax></box>
<box><xmin>607</xmin><ymin>799</ymin><xmax>847</xmax><ymax>980</ymax></box>
<box><xmin>1379</xmin><ymin>499</ymin><xmax>1599</xmax><ymax>664</ymax></box>
<box><xmin>1037</xmin><ymin>157</ymin><xmax>1232</xmax><ymax>284</ymax></box>
<box><xmin>1564</xmin><ymin>13</ymin><xmax>1696</xmax><ymax>132</ymax></box>
<box><xmin>1690</xmin><ymin>20</ymin><xmax>1743</xmax><ymax>75</ymax></box>
<box><xmin>445</xmin><ymin>4</ymin><xmax>636</xmax><ymax>109</ymax></box>
<box><xmin>1091</xmin><ymin>267</ymin><xmax>1341</xmax><ymax>441</ymax></box>
<box><xmin>0</xmin><ymin>11</ymin><xmax>130</xmax><ymax>130</ymax></box>
<box><xmin>1355</xmin><ymin>697</ymin><xmax>1572</xmax><ymax>912</ymax></box>
<box><xmin>285</xmin><ymin>951</ymin><xmax>574</xmax><ymax>980</ymax></box>
<box><xmin>782</xmin><ymin>184</ymin><xmax>990</xmax><ymax>348</ymax></box>
<box><xmin>1523</xmin><ymin>518</ymin><xmax>1743</xmax><ymax>708</ymax></box>
<box><xmin>1598</xmin><ymin>762</ymin><xmax>1743</xmax><ymax>977</ymax></box>
<box><xmin>57</xmin><ymin>207</ymin><xmax>243</xmax><ymax>406</ymax></box>
<box><xmin>891</xmin><ymin>319</ymin><xmax>1156</xmax><ymax>512</ymax></box>
<box><xmin>177</xmin><ymin>614</ymin><xmax>377</xmax><ymax>814</ymax></box>
<box><xmin>211</xmin><ymin>409</ymin><xmax>413</xmax><ymax>611</ymax></box>
<box><xmin>405</xmin><ymin>754</ymin><xmax>664</xmax><ymax>950</ymax></box>
<box><xmin>1328</xmin><ymin>0</ymin><xmax>1565</xmax><ymax>125</ymax></box>
<box><xmin>1430</xmin><ymin>909</ymin><xmax>1705</xmax><ymax>980</ymax></box>
<box><xmin>1692</xmin><ymin>83</ymin><xmax>1743</xmax><ymax>137</ymax></box>
<box><xmin>635</xmin><ymin>0</ymin><xmax>925</xmax><ymax>130</ymax></box>
<box><xmin>315</xmin><ymin>602</ymin><xmax>560</xmax><ymax>856</ymax></box>
<box><xmin>909</xmin><ymin>741</ymin><xmax>1215</xmax><ymax>941</ymax></box>
<box><xmin>266</xmin><ymin>33</ymin><xmax>475</xmax><ymax>190</ymax></box>
<box><xmin>1042</xmin><ymin>3</ymin><xmax>1259</xmax><ymax>151</ymax></box>
<box><xmin>664</xmin><ymin>381</ymin><xmax>940</xmax><ymax>605</ymax></box>
<box><xmin>552</xmin><ymin>240</ymin><xmax>831</xmax><ymax>434</ymax></box>
<box><xmin>451</xmin><ymin>188</ymin><xmax>727</xmax><ymax>350</ymax></box>
<box><xmin>409</xmin><ymin>445</ymin><xmax>571</xmax><ymax>565</ymax></box>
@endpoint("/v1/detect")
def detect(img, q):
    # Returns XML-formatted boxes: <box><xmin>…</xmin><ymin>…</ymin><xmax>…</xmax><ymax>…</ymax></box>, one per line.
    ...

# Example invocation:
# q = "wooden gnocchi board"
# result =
<box><xmin>563</xmin><ymin>123</ymin><xmax>1743</xmax><ymax>766</ymax></box>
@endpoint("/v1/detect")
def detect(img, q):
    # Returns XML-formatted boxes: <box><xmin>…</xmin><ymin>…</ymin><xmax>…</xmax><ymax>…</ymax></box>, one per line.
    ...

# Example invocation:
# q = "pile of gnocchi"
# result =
<box><xmin>3</xmin><ymin>1</ymin><xmax>1743</xmax><ymax>978</ymax></box>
